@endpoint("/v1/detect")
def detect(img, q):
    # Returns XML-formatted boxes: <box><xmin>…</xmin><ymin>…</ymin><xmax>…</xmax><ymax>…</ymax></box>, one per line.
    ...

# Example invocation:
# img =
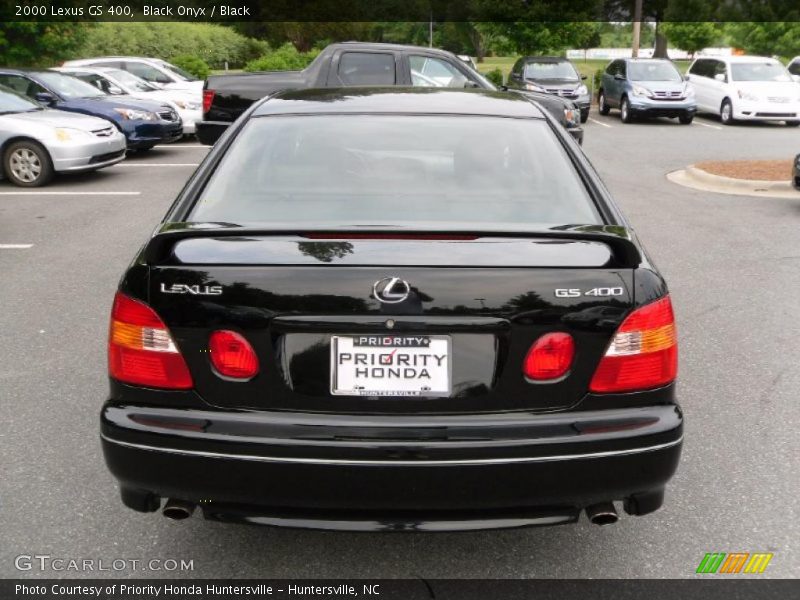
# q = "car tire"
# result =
<box><xmin>620</xmin><ymin>96</ymin><xmax>633</xmax><ymax>123</ymax></box>
<box><xmin>598</xmin><ymin>91</ymin><xmax>610</xmax><ymax>115</ymax></box>
<box><xmin>580</xmin><ymin>108</ymin><xmax>589</xmax><ymax>123</ymax></box>
<box><xmin>720</xmin><ymin>99</ymin><xmax>734</xmax><ymax>125</ymax></box>
<box><xmin>785</xmin><ymin>120</ymin><xmax>800</xmax><ymax>127</ymax></box>
<box><xmin>2</xmin><ymin>140</ymin><xmax>54</xmax><ymax>187</ymax></box>
<box><xmin>679</xmin><ymin>113</ymin><xmax>694</xmax><ymax>125</ymax></box>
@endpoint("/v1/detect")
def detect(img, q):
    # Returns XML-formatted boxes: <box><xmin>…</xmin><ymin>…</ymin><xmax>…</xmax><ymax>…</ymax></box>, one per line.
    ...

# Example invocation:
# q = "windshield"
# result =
<box><xmin>107</xmin><ymin>69</ymin><xmax>157</xmax><ymax>92</ymax></box>
<box><xmin>0</xmin><ymin>86</ymin><xmax>41</xmax><ymax>113</ymax></box>
<box><xmin>159</xmin><ymin>61</ymin><xmax>198</xmax><ymax>82</ymax></box>
<box><xmin>524</xmin><ymin>61</ymin><xmax>579</xmax><ymax>80</ymax></box>
<box><xmin>189</xmin><ymin>115</ymin><xmax>600</xmax><ymax>227</ymax></box>
<box><xmin>731</xmin><ymin>62</ymin><xmax>792</xmax><ymax>82</ymax></box>
<box><xmin>628</xmin><ymin>61</ymin><xmax>682</xmax><ymax>82</ymax></box>
<box><xmin>35</xmin><ymin>72</ymin><xmax>106</xmax><ymax>98</ymax></box>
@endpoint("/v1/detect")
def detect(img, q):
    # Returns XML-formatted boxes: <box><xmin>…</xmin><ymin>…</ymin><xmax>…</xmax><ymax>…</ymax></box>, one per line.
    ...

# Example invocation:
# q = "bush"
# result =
<box><xmin>74</xmin><ymin>23</ymin><xmax>267</xmax><ymax>69</ymax></box>
<box><xmin>482</xmin><ymin>68</ymin><xmax>504</xmax><ymax>87</ymax></box>
<box><xmin>169</xmin><ymin>55</ymin><xmax>210</xmax><ymax>80</ymax></box>
<box><xmin>593</xmin><ymin>68</ymin><xmax>605</xmax><ymax>95</ymax></box>
<box><xmin>244</xmin><ymin>43</ymin><xmax>320</xmax><ymax>72</ymax></box>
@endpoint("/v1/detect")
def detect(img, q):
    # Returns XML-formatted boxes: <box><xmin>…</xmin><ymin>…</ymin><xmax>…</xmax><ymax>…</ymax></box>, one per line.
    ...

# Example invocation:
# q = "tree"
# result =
<box><xmin>660</xmin><ymin>22</ymin><xmax>720</xmax><ymax>56</ymax></box>
<box><xmin>0</xmin><ymin>23</ymin><xmax>90</xmax><ymax>66</ymax></box>
<box><xmin>724</xmin><ymin>22</ymin><xmax>800</xmax><ymax>57</ymax></box>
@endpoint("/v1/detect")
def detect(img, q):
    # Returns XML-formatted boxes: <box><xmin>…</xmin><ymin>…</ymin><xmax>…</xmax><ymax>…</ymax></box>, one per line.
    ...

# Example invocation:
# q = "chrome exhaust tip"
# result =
<box><xmin>162</xmin><ymin>499</ymin><xmax>196</xmax><ymax>520</ymax></box>
<box><xmin>585</xmin><ymin>502</ymin><xmax>619</xmax><ymax>526</ymax></box>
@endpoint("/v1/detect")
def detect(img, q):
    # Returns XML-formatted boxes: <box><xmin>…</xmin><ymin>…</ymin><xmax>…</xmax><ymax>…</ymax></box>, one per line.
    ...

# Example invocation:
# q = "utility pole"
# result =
<box><xmin>429</xmin><ymin>14</ymin><xmax>433</xmax><ymax>48</ymax></box>
<box><xmin>631</xmin><ymin>0</ymin><xmax>643</xmax><ymax>57</ymax></box>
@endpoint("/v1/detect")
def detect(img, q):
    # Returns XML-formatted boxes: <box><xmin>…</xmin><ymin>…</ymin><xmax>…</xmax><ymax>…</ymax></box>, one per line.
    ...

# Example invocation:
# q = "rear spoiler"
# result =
<box><xmin>142</xmin><ymin>223</ymin><xmax>642</xmax><ymax>268</ymax></box>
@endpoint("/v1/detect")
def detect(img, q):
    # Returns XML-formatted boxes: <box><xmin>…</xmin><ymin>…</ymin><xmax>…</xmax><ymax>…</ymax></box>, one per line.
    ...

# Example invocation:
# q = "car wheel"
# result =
<box><xmin>3</xmin><ymin>140</ymin><xmax>54</xmax><ymax>187</ymax></box>
<box><xmin>679</xmin><ymin>113</ymin><xmax>694</xmax><ymax>125</ymax></box>
<box><xmin>580</xmin><ymin>108</ymin><xmax>589</xmax><ymax>123</ymax></box>
<box><xmin>598</xmin><ymin>91</ymin><xmax>610</xmax><ymax>115</ymax></box>
<box><xmin>784</xmin><ymin>120</ymin><xmax>800</xmax><ymax>127</ymax></box>
<box><xmin>620</xmin><ymin>97</ymin><xmax>633</xmax><ymax>123</ymax></box>
<box><xmin>720</xmin><ymin>99</ymin><xmax>734</xmax><ymax>125</ymax></box>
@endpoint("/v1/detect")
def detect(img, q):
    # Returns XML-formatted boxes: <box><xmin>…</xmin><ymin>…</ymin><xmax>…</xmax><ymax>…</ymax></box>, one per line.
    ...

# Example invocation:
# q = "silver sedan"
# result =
<box><xmin>0</xmin><ymin>85</ymin><xmax>126</xmax><ymax>186</ymax></box>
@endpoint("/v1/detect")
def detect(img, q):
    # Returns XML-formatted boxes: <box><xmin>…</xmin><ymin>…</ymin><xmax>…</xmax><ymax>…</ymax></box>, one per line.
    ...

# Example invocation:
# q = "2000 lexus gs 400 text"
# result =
<box><xmin>100</xmin><ymin>88</ymin><xmax>682</xmax><ymax>531</ymax></box>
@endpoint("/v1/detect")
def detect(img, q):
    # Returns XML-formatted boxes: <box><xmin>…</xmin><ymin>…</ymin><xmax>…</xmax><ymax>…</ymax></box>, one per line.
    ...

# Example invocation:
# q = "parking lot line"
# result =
<box><xmin>693</xmin><ymin>121</ymin><xmax>723</xmax><ymax>130</ymax></box>
<box><xmin>0</xmin><ymin>244</ymin><xmax>33</xmax><ymax>249</ymax></box>
<box><xmin>0</xmin><ymin>191</ymin><xmax>141</xmax><ymax>195</ymax></box>
<box><xmin>588</xmin><ymin>117</ymin><xmax>613</xmax><ymax>128</ymax></box>
<box><xmin>114</xmin><ymin>163</ymin><xmax>200</xmax><ymax>167</ymax></box>
<box><xmin>166</xmin><ymin>144</ymin><xmax>210</xmax><ymax>148</ymax></box>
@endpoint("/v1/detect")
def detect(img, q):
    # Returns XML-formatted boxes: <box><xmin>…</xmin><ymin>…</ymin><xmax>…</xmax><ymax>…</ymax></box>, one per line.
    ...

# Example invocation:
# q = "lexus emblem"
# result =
<box><xmin>372</xmin><ymin>277</ymin><xmax>411</xmax><ymax>304</ymax></box>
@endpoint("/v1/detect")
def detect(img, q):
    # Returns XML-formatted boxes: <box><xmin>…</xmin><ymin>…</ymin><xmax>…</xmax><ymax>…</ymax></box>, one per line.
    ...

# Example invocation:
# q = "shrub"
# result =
<box><xmin>593</xmin><ymin>68</ymin><xmax>605</xmax><ymax>95</ymax></box>
<box><xmin>483</xmin><ymin>68</ymin><xmax>504</xmax><ymax>87</ymax></box>
<box><xmin>244</xmin><ymin>43</ymin><xmax>320</xmax><ymax>72</ymax></box>
<box><xmin>169</xmin><ymin>55</ymin><xmax>210</xmax><ymax>80</ymax></box>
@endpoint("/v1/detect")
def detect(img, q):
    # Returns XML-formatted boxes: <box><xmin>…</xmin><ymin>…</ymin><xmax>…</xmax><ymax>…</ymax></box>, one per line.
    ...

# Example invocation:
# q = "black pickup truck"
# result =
<box><xmin>198</xmin><ymin>42</ymin><xmax>584</xmax><ymax>144</ymax></box>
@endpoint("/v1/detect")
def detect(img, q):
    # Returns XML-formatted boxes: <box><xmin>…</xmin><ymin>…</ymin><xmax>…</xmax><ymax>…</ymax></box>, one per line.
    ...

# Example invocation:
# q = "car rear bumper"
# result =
<box><xmin>101</xmin><ymin>398</ymin><xmax>683</xmax><ymax>530</ymax></box>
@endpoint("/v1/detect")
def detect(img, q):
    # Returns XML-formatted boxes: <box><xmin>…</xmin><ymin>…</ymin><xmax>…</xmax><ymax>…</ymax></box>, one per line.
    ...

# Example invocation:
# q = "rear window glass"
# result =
<box><xmin>189</xmin><ymin>115</ymin><xmax>600</xmax><ymax>227</ymax></box>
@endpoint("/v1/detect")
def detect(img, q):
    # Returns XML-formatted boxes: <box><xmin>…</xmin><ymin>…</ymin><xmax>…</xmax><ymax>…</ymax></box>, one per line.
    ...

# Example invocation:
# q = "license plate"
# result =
<box><xmin>330</xmin><ymin>335</ymin><xmax>451</xmax><ymax>397</ymax></box>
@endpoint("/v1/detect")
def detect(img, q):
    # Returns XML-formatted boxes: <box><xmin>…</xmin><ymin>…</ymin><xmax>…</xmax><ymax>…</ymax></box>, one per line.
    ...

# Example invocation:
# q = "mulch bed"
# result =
<box><xmin>695</xmin><ymin>160</ymin><xmax>792</xmax><ymax>181</ymax></box>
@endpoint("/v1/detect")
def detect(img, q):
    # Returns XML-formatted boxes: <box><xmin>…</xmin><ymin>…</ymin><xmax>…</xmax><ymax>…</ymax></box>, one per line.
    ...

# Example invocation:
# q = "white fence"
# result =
<box><xmin>566</xmin><ymin>47</ymin><xmax>735</xmax><ymax>61</ymax></box>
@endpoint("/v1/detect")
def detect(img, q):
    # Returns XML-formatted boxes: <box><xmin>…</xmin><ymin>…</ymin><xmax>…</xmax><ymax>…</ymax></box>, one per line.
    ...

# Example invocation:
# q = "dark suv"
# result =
<box><xmin>507</xmin><ymin>56</ymin><xmax>591</xmax><ymax>122</ymax></box>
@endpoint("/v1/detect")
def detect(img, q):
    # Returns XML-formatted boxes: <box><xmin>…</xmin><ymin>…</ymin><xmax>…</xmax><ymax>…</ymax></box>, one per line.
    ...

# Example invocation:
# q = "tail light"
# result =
<box><xmin>202</xmin><ymin>89</ymin><xmax>215</xmax><ymax>114</ymax></box>
<box><xmin>523</xmin><ymin>332</ymin><xmax>575</xmax><ymax>381</ymax></box>
<box><xmin>209</xmin><ymin>330</ymin><xmax>259</xmax><ymax>379</ymax></box>
<box><xmin>108</xmin><ymin>292</ymin><xmax>193</xmax><ymax>389</ymax></box>
<box><xmin>589</xmin><ymin>296</ymin><xmax>677</xmax><ymax>393</ymax></box>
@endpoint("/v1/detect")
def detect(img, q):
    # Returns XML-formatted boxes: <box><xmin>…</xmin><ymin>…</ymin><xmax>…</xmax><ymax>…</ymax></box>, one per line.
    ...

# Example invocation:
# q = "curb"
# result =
<box><xmin>667</xmin><ymin>164</ymin><xmax>798</xmax><ymax>199</ymax></box>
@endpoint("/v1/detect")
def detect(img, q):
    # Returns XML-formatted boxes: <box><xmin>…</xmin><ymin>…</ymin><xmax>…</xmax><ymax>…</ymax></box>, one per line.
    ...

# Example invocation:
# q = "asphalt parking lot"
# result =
<box><xmin>1</xmin><ymin>113</ymin><xmax>798</xmax><ymax>579</ymax></box>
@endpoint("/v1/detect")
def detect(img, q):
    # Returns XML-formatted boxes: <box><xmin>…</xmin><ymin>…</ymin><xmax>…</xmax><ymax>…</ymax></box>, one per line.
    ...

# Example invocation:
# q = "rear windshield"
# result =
<box><xmin>189</xmin><ymin>115</ymin><xmax>600</xmax><ymax>227</ymax></box>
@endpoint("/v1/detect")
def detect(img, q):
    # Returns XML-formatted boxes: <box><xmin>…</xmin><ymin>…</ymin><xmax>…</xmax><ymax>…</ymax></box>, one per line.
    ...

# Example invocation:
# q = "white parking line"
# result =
<box><xmin>0</xmin><ymin>244</ymin><xmax>33</xmax><ymax>249</ymax></box>
<box><xmin>114</xmin><ymin>163</ymin><xmax>199</xmax><ymax>167</ymax></box>
<box><xmin>588</xmin><ymin>117</ymin><xmax>613</xmax><ymax>128</ymax></box>
<box><xmin>0</xmin><ymin>191</ymin><xmax>140</xmax><ymax>195</ymax></box>
<box><xmin>693</xmin><ymin>121</ymin><xmax>723</xmax><ymax>130</ymax></box>
<box><xmin>165</xmin><ymin>144</ymin><xmax>210</xmax><ymax>148</ymax></box>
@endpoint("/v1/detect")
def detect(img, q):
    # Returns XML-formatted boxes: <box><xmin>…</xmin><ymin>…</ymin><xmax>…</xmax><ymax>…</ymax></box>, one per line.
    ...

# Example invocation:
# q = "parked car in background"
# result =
<box><xmin>199</xmin><ymin>42</ymin><xmax>584</xmax><ymax>145</ymax></box>
<box><xmin>56</xmin><ymin>66</ymin><xmax>201</xmax><ymax>135</ymax></box>
<box><xmin>599</xmin><ymin>58</ymin><xmax>696</xmax><ymax>124</ymax></box>
<box><xmin>785</xmin><ymin>56</ymin><xmax>800</xmax><ymax>79</ymax></box>
<box><xmin>506</xmin><ymin>56</ymin><xmax>591</xmax><ymax>122</ymax></box>
<box><xmin>62</xmin><ymin>57</ymin><xmax>203</xmax><ymax>95</ymax></box>
<box><xmin>0</xmin><ymin>85</ymin><xmax>125</xmax><ymax>186</ymax></box>
<box><xmin>687</xmin><ymin>56</ymin><xmax>800</xmax><ymax>126</ymax></box>
<box><xmin>0</xmin><ymin>69</ymin><xmax>183</xmax><ymax>150</ymax></box>
<box><xmin>101</xmin><ymin>88</ymin><xmax>682</xmax><ymax>530</ymax></box>
<box><xmin>793</xmin><ymin>153</ymin><xmax>800</xmax><ymax>190</ymax></box>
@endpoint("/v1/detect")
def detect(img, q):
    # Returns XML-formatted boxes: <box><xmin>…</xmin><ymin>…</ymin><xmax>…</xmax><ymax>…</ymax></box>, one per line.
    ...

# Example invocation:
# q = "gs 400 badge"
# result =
<box><xmin>555</xmin><ymin>287</ymin><xmax>623</xmax><ymax>298</ymax></box>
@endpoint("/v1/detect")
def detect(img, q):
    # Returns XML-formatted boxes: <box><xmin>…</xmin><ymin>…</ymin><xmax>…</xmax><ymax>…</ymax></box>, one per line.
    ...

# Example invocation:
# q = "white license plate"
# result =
<box><xmin>330</xmin><ymin>335</ymin><xmax>451</xmax><ymax>397</ymax></box>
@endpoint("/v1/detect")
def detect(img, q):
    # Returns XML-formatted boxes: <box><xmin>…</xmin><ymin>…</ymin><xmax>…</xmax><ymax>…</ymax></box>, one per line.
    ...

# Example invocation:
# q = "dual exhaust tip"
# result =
<box><xmin>161</xmin><ymin>498</ymin><xmax>619</xmax><ymax>525</ymax></box>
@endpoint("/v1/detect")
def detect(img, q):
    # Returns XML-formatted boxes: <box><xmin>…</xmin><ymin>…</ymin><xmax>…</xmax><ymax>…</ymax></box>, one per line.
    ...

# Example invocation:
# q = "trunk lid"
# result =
<box><xmin>146</xmin><ymin>231</ymin><xmax>637</xmax><ymax>414</ymax></box>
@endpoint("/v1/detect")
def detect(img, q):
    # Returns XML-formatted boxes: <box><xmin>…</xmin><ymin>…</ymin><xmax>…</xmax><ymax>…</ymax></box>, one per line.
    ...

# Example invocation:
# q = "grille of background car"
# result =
<box><xmin>652</xmin><ymin>91</ymin><xmax>684</xmax><ymax>100</ymax></box>
<box><xmin>547</xmin><ymin>88</ymin><xmax>578</xmax><ymax>98</ymax></box>
<box><xmin>92</xmin><ymin>127</ymin><xmax>115</xmax><ymax>137</ymax></box>
<box><xmin>158</xmin><ymin>110</ymin><xmax>178</xmax><ymax>121</ymax></box>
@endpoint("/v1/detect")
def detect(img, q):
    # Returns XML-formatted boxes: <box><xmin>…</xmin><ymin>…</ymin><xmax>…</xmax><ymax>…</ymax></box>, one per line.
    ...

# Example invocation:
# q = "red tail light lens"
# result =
<box><xmin>202</xmin><ymin>89</ymin><xmax>215</xmax><ymax>114</ymax></box>
<box><xmin>589</xmin><ymin>296</ymin><xmax>677</xmax><ymax>393</ymax></box>
<box><xmin>108</xmin><ymin>292</ymin><xmax>193</xmax><ymax>389</ymax></box>
<box><xmin>209</xmin><ymin>330</ymin><xmax>259</xmax><ymax>379</ymax></box>
<box><xmin>523</xmin><ymin>332</ymin><xmax>575</xmax><ymax>381</ymax></box>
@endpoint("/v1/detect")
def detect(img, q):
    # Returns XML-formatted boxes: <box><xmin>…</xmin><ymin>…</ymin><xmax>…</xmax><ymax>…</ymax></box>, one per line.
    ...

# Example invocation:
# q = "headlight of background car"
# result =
<box><xmin>525</xmin><ymin>82</ymin><xmax>545</xmax><ymax>92</ymax></box>
<box><xmin>563</xmin><ymin>107</ymin><xmax>580</xmax><ymax>127</ymax></box>
<box><xmin>54</xmin><ymin>128</ymin><xmax>91</xmax><ymax>142</ymax></box>
<box><xmin>113</xmin><ymin>107</ymin><xmax>157</xmax><ymax>121</ymax></box>
<box><xmin>576</xmin><ymin>84</ymin><xmax>589</xmax><ymax>96</ymax></box>
<box><xmin>736</xmin><ymin>89</ymin><xmax>759</xmax><ymax>102</ymax></box>
<box><xmin>631</xmin><ymin>84</ymin><xmax>653</xmax><ymax>98</ymax></box>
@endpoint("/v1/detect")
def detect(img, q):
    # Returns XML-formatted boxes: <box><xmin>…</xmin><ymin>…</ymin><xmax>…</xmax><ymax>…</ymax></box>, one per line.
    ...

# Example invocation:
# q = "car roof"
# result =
<box><xmin>719</xmin><ymin>55</ymin><xmax>779</xmax><ymax>63</ymax></box>
<box><xmin>253</xmin><ymin>88</ymin><xmax>546</xmax><ymax>119</ymax></box>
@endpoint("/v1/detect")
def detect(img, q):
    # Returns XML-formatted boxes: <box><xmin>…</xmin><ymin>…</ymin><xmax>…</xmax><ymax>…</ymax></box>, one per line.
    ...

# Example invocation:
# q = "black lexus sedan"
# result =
<box><xmin>101</xmin><ymin>88</ymin><xmax>682</xmax><ymax>531</ymax></box>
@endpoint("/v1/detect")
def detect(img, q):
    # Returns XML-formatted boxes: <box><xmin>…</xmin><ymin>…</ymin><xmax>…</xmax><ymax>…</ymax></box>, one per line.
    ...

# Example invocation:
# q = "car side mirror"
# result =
<box><xmin>34</xmin><ymin>92</ymin><xmax>55</xmax><ymax>105</ymax></box>
<box><xmin>714</xmin><ymin>73</ymin><xmax>727</xmax><ymax>83</ymax></box>
<box><xmin>464</xmin><ymin>80</ymin><xmax>480</xmax><ymax>89</ymax></box>
<box><xmin>107</xmin><ymin>85</ymin><xmax>124</xmax><ymax>95</ymax></box>
<box><xmin>614</xmin><ymin>73</ymin><xmax>625</xmax><ymax>81</ymax></box>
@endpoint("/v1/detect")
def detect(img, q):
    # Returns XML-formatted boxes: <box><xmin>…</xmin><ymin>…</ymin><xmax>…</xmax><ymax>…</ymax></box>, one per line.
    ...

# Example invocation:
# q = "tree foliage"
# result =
<box><xmin>0</xmin><ymin>23</ymin><xmax>91</xmax><ymax>67</ymax></box>
<box><xmin>724</xmin><ymin>22</ymin><xmax>800</xmax><ymax>57</ymax></box>
<box><xmin>244</xmin><ymin>44</ymin><xmax>321</xmax><ymax>72</ymax></box>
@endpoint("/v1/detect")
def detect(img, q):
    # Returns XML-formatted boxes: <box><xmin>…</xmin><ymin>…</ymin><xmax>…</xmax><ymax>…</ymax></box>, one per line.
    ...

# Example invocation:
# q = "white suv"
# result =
<box><xmin>687</xmin><ymin>55</ymin><xmax>800</xmax><ymax>126</ymax></box>
<box><xmin>62</xmin><ymin>57</ymin><xmax>203</xmax><ymax>94</ymax></box>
